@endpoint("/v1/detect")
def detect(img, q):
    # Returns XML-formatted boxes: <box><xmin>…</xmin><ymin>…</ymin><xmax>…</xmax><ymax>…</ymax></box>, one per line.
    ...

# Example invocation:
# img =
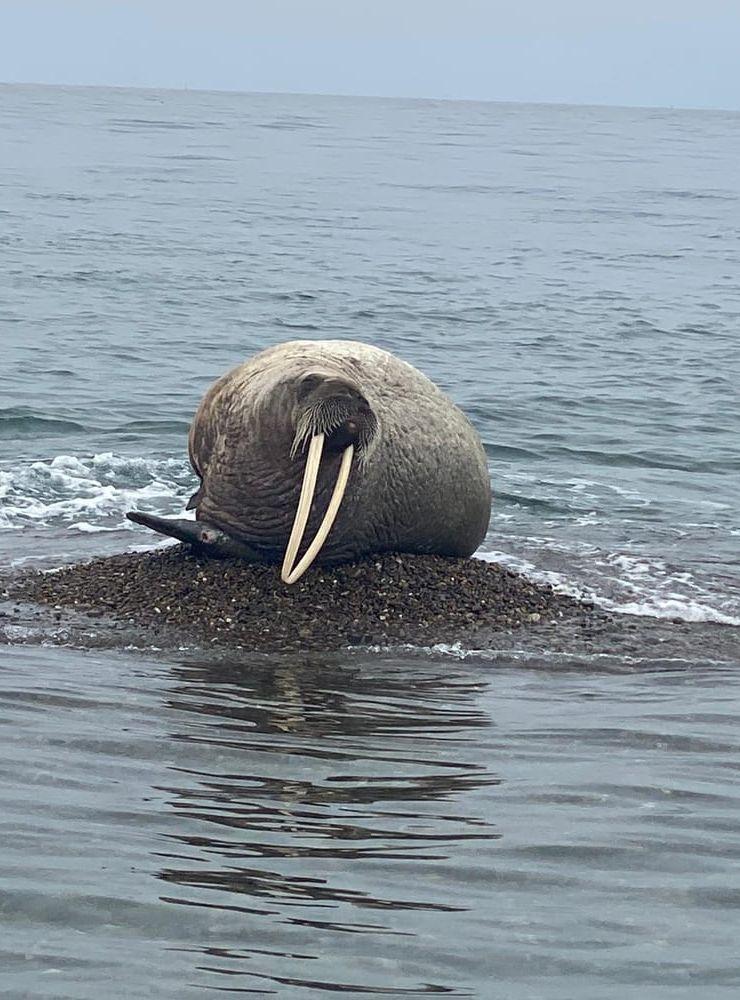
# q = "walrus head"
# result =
<box><xmin>282</xmin><ymin>371</ymin><xmax>378</xmax><ymax>584</ymax></box>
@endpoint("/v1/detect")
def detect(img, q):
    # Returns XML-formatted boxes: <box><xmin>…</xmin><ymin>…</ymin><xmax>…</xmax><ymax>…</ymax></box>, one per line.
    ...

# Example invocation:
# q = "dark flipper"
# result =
<box><xmin>185</xmin><ymin>486</ymin><xmax>203</xmax><ymax>511</ymax></box>
<box><xmin>126</xmin><ymin>511</ymin><xmax>262</xmax><ymax>561</ymax></box>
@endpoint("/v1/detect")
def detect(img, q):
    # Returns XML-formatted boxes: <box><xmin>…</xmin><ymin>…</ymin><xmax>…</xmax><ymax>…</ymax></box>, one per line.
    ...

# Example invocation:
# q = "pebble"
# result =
<box><xmin>6</xmin><ymin>545</ymin><xmax>597</xmax><ymax>652</ymax></box>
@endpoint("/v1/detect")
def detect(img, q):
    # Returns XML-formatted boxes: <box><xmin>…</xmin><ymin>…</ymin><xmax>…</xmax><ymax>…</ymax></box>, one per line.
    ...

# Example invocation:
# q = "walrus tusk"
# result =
<box><xmin>281</xmin><ymin>433</ymin><xmax>354</xmax><ymax>584</ymax></box>
<box><xmin>281</xmin><ymin>433</ymin><xmax>324</xmax><ymax>583</ymax></box>
<box><xmin>286</xmin><ymin>443</ymin><xmax>353</xmax><ymax>582</ymax></box>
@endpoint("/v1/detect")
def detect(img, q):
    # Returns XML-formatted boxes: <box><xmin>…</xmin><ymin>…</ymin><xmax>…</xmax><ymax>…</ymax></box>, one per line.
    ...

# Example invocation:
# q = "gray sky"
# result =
<box><xmin>2</xmin><ymin>0</ymin><xmax>739</xmax><ymax>109</ymax></box>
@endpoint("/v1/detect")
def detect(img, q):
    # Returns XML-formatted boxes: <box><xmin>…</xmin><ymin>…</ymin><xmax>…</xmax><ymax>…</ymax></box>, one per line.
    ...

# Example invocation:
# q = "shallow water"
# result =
<box><xmin>1</xmin><ymin>85</ymin><xmax>740</xmax><ymax>997</ymax></box>
<box><xmin>2</xmin><ymin>84</ymin><xmax>739</xmax><ymax>624</ymax></box>
<box><xmin>3</xmin><ymin>645</ymin><xmax>740</xmax><ymax>998</ymax></box>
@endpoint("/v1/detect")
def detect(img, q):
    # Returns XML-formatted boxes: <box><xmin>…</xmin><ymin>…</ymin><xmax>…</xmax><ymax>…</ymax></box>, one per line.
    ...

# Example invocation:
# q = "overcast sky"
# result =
<box><xmin>2</xmin><ymin>0</ymin><xmax>739</xmax><ymax>109</ymax></box>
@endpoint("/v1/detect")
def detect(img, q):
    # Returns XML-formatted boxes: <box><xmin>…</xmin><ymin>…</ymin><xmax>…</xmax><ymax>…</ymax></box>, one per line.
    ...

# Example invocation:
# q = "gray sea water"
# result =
<box><xmin>1</xmin><ymin>84</ymin><xmax>739</xmax><ymax>998</ymax></box>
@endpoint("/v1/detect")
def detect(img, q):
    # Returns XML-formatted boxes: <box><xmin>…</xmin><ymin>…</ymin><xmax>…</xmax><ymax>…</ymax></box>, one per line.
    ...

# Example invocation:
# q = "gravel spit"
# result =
<box><xmin>6</xmin><ymin>546</ymin><xmax>598</xmax><ymax>651</ymax></box>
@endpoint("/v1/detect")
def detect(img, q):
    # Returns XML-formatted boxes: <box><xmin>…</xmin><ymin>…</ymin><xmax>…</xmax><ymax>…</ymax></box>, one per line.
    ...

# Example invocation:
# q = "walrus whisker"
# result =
<box><xmin>281</xmin><ymin>435</ymin><xmax>354</xmax><ymax>584</ymax></box>
<box><xmin>290</xmin><ymin>400</ymin><xmax>349</xmax><ymax>459</ymax></box>
<box><xmin>290</xmin><ymin>404</ymin><xmax>322</xmax><ymax>459</ymax></box>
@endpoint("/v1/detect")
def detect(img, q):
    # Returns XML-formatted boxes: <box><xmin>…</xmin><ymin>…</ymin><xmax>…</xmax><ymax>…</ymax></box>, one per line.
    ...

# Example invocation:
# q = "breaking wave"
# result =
<box><xmin>0</xmin><ymin>452</ymin><xmax>197</xmax><ymax>532</ymax></box>
<box><xmin>1</xmin><ymin>453</ymin><xmax>738</xmax><ymax>629</ymax></box>
<box><xmin>478</xmin><ymin>549</ymin><xmax>740</xmax><ymax>627</ymax></box>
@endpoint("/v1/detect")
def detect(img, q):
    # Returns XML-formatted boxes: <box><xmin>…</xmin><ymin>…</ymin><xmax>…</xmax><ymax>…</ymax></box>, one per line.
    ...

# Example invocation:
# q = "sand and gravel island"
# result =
<box><xmin>4</xmin><ymin>545</ymin><xmax>602</xmax><ymax>652</ymax></box>
<box><xmin>2</xmin><ymin>337</ymin><xmax>607</xmax><ymax>654</ymax></box>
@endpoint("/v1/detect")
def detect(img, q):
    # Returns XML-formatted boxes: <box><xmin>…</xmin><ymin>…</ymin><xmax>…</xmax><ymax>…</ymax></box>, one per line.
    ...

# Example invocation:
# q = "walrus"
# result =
<box><xmin>127</xmin><ymin>340</ymin><xmax>491</xmax><ymax>583</ymax></box>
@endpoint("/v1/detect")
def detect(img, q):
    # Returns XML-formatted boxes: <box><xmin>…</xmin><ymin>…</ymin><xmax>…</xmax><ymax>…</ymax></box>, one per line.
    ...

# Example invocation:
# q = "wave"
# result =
<box><xmin>1</xmin><ymin>452</ymin><xmax>737</xmax><ymax>629</ymax></box>
<box><xmin>477</xmin><ymin>549</ymin><xmax>740</xmax><ymax>627</ymax></box>
<box><xmin>0</xmin><ymin>452</ymin><xmax>196</xmax><ymax>532</ymax></box>
<box><xmin>111</xmin><ymin>419</ymin><xmax>190</xmax><ymax>435</ymax></box>
<box><xmin>0</xmin><ymin>407</ymin><xmax>90</xmax><ymax>439</ymax></box>
<box><xmin>359</xmin><ymin>642</ymin><xmax>738</xmax><ymax>670</ymax></box>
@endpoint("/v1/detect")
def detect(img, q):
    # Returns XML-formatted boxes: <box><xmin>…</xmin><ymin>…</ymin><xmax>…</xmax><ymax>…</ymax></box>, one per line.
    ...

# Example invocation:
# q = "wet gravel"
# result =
<box><xmin>4</xmin><ymin>546</ymin><xmax>604</xmax><ymax>652</ymax></box>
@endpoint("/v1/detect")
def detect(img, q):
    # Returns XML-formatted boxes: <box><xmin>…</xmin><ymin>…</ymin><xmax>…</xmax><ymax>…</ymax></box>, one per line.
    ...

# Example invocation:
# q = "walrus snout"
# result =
<box><xmin>290</xmin><ymin>374</ymin><xmax>378</xmax><ymax>459</ymax></box>
<box><xmin>281</xmin><ymin>376</ymin><xmax>378</xmax><ymax>584</ymax></box>
<box><xmin>326</xmin><ymin>420</ymin><xmax>359</xmax><ymax>452</ymax></box>
<box><xmin>325</xmin><ymin>402</ymin><xmax>376</xmax><ymax>453</ymax></box>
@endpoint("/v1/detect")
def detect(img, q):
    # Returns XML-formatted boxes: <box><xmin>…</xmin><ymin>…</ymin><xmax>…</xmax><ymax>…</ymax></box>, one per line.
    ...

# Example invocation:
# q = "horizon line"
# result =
<box><xmin>2</xmin><ymin>78</ymin><xmax>738</xmax><ymax>116</ymax></box>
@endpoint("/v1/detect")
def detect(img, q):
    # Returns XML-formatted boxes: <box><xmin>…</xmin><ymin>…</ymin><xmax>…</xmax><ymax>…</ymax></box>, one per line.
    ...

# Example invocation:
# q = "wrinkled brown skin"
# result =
<box><xmin>188</xmin><ymin>340</ymin><xmax>491</xmax><ymax>565</ymax></box>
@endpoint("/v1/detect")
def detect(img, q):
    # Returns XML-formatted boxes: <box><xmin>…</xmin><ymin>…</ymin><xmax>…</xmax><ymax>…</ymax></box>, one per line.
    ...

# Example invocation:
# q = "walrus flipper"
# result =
<box><xmin>185</xmin><ymin>486</ymin><xmax>203</xmax><ymax>511</ymax></box>
<box><xmin>125</xmin><ymin>511</ymin><xmax>260</xmax><ymax>561</ymax></box>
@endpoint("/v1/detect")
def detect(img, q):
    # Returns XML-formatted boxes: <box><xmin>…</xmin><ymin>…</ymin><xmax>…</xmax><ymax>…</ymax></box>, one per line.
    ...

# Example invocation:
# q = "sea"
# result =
<box><xmin>1</xmin><ymin>84</ymin><xmax>739</xmax><ymax>999</ymax></box>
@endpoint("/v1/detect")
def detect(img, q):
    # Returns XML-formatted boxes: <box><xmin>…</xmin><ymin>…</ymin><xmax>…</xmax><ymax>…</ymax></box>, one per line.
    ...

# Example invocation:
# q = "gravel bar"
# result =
<box><xmin>6</xmin><ymin>546</ymin><xmax>599</xmax><ymax>651</ymax></box>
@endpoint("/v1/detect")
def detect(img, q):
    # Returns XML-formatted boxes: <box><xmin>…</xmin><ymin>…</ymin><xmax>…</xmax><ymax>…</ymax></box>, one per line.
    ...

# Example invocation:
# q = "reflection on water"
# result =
<box><xmin>158</xmin><ymin>658</ymin><xmax>498</xmax><ymax>994</ymax></box>
<box><xmin>3</xmin><ymin>645</ymin><xmax>740</xmax><ymax>999</ymax></box>
<box><xmin>3</xmin><ymin>82</ymin><xmax>740</xmax><ymax>1000</ymax></box>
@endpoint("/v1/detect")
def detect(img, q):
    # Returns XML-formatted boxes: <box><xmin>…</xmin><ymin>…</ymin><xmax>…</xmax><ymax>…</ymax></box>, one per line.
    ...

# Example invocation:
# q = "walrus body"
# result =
<box><xmin>129</xmin><ymin>340</ymin><xmax>491</xmax><ymax>581</ymax></box>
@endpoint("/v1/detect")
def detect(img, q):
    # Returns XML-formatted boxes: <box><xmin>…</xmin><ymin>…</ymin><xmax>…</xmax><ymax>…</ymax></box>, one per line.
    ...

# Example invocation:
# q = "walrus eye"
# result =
<box><xmin>281</xmin><ymin>434</ymin><xmax>353</xmax><ymax>585</ymax></box>
<box><xmin>295</xmin><ymin>372</ymin><xmax>324</xmax><ymax>400</ymax></box>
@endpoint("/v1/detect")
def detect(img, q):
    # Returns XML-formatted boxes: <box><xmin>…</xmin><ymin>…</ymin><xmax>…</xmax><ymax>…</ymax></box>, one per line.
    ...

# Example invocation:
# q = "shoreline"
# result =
<box><xmin>3</xmin><ymin>545</ymin><xmax>603</xmax><ymax>653</ymax></box>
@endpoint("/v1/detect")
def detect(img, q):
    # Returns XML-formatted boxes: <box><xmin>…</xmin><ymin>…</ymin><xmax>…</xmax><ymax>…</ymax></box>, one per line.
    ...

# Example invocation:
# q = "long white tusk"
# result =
<box><xmin>281</xmin><ymin>433</ymin><xmax>324</xmax><ymax>584</ymax></box>
<box><xmin>281</xmin><ymin>435</ymin><xmax>354</xmax><ymax>585</ymax></box>
<box><xmin>284</xmin><ymin>443</ymin><xmax>353</xmax><ymax>584</ymax></box>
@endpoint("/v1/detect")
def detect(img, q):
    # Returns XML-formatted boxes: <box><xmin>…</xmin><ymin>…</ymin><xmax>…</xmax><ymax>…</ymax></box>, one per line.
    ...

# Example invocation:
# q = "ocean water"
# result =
<box><xmin>1</xmin><ymin>84</ymin><xmax>739</xmax><ymax>998</ymax></box>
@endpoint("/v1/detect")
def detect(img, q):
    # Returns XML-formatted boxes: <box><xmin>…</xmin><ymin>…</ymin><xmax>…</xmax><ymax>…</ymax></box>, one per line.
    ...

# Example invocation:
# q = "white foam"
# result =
<box><xmin>72</xmin><ymin>521</ymin><xmax>123</xmax><ymax>533</ymax></box>
<box><xmin>0</xmin><ymin>452</ymin><xmax>195</xmax><ymax>530</ymax></box>
<box><xmin>478</xmin><ymin>548</ymin><xmax>590</xmax><ymax>601</ymax></box>
<box><xmin>1</xmin><ymin>622</ymin><xmax>73</xmax><ymax>644</ymax></box>
<box><xmin>358</xmin><ymin>641</ymin><xmax>737</xmax><ymax>669</ymax></box>
<box><xmin>608</xmin><ymin>598</ymin><xmax>739</xmax><ymax>625</ymax></box>
<box><xmin>477</xmin><ymin>547</ymin><xmax>740</xmax><ymax>627</ymax></box>
<box><xmin>2</xmin><ymin>452</ymin><xmax>737</xmax><ymax>629</ymax></box>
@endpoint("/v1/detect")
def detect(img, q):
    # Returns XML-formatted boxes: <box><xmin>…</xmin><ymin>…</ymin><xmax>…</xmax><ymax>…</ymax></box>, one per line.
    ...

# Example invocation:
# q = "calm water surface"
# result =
<box><xmin>4</xmin><ymin>645</ymin><xmax>740</xmax><ymax>999</ymax></box>
<box><xmin>1</xmin><ymin>85</ymin><xmax>739</xmax><ymax>997</ymax></box>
